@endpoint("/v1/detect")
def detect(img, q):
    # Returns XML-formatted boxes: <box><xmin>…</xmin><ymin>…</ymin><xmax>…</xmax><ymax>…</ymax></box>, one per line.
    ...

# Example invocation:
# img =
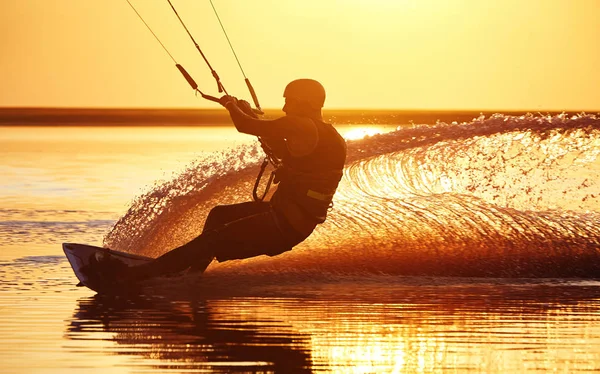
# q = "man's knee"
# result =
<box><xmin>204</xmin><ymin>206</ymin><xmax>230</xmax><ymax>232</ymax></box>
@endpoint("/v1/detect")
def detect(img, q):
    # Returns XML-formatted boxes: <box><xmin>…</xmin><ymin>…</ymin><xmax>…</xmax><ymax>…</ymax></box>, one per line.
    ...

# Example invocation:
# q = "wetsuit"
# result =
<box><xmin>125</xmin><ymin>102</ymin><xmax>346</xmax><ymax>280</ymax></box>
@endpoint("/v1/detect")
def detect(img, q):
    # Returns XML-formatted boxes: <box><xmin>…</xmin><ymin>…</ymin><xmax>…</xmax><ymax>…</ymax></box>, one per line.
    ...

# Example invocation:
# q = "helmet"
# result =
<box><xmin>283</xmin><ymin>79</ymin><xmax>326</xmax><ymax>109</ymax></box>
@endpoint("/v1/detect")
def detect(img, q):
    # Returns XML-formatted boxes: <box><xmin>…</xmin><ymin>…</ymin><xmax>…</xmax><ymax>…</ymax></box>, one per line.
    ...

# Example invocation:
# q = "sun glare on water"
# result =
<box><xmin>341</xmin><ymin>126</ymin><xmax>388</xmax><ymax>140</ymax></box>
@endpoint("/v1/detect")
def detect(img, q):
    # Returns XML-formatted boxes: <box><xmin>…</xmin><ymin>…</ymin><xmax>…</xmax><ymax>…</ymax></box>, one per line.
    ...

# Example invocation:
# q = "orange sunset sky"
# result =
<box><xmin>1</xmin><ymin>0</ymin><xmax>599</xmax><ymax>110</ymax></box>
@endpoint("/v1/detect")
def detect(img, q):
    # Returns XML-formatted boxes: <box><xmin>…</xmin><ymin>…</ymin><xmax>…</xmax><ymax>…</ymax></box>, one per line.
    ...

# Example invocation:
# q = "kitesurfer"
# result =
<box><xmin>95</xmin><ymin>79</ymin><xmax>347</xmax><ymax>283</ymax></box>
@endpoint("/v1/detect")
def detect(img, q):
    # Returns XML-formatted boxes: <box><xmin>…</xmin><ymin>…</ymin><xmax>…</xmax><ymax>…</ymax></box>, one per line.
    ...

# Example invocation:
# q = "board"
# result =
<box><xmin>62</xmin><ymin>243</ymin><xmax>152</xmax><ymax>293</ymax></box>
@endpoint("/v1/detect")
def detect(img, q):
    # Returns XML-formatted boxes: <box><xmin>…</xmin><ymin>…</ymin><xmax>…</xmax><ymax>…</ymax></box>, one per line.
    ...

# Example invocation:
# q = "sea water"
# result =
<box><xmin>1</xmin><ymin>115</ymin><xmax>600</xmax><ymax>373</ymax></box>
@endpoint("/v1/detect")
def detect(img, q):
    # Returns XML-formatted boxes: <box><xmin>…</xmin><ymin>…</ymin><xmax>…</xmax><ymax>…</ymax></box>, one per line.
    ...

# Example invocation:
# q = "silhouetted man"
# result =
<box><xmin>98</xmin><ymin>79</ymin><xmax>347</xmax><ymax>282</ymax></box>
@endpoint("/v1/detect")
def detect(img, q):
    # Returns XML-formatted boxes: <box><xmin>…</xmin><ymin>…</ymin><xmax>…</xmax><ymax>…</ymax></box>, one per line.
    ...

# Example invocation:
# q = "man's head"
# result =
<box><xmin>283</xmin><ymin>79</ymin><xmax>325</xmax><ymax>119</ymax></box>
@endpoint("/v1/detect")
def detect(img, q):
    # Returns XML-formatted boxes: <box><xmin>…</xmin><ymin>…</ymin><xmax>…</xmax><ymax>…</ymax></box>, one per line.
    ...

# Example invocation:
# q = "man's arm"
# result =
<box><xmin>222</xmin><ymin>98</ymin><xmax>318</xmax><ymax>157</ymax></box>
<box><xmin>224</xmin><ymin>100</ymin><xmax>288</xmax><ymax>138</ymax></box>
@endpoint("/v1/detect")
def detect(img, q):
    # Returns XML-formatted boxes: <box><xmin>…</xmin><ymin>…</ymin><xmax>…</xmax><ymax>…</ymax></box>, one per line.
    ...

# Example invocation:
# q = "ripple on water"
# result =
<box><xmin>3</xmin><ymin>252</ymin><xmax>600</xmax><ymax>373</ymax></box>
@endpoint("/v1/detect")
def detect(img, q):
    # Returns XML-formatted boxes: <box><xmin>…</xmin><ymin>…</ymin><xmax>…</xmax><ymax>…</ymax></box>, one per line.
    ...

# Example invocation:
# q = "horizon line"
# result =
<box><xmin>1</xmin><ymin>106</ymin><xmax>599</xmax><ymax>113</ymax></box>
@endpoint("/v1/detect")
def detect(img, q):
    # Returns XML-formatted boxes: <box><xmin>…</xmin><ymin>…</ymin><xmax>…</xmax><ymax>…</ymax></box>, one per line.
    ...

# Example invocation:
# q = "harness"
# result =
<box><xmin>253</xmin><ymin>141</ymin><xmax>344</xmax><ymax>204</ymax></box>
<box><xmin>252</xmin><ymin>140</ymin><xmax>281</xmax><ymax>202</ymax></box>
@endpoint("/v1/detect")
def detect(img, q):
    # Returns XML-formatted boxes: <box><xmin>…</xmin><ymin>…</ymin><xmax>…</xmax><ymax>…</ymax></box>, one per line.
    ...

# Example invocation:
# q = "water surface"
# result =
<box><xmin>1</xmin><ymin>118</ymin><xmax>600</xmax><ymax>373</ymax></box>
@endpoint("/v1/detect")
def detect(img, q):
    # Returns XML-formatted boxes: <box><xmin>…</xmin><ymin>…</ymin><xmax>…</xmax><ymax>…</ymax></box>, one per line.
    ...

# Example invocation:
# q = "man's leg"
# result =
<box><xmin>202</xmin><ymin>201</ymin><xmax>271</xmax><ymax>233</ymax></box>
<box><xmin>126</xmin><ymin>202</ymin><xmax>296</xmax><ymax>281</ymax></box>
<box><xmin>209</xmin><ymin>208</ymin><xmax>298</xmax><ymax>262</ymax></box>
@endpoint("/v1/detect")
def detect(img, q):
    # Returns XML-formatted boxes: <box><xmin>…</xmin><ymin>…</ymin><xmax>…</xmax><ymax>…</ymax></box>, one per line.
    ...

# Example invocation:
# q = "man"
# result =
<box><xmin>100</xmin><ymin>79</ymin><xmax>347</xmax><ymax>282</ymax></box>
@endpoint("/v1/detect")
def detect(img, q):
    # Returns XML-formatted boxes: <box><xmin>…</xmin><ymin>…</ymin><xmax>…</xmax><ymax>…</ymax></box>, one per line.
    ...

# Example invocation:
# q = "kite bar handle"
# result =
<box><xmin>245</xmin><ymin>78</ymin><xmax>262</xmax><ymax>112</ymax></box>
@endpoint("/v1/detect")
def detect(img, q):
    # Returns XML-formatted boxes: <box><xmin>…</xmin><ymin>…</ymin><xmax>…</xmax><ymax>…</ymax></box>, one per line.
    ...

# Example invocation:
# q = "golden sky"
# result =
<box><xmin>1</xmin><ymin>0</ymin><xmax>599</xmax><ymax>110</ymax></box>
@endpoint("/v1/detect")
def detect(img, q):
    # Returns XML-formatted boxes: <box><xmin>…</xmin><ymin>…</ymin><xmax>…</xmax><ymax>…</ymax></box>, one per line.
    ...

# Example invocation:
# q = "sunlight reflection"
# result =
<box><xmin>341</xmin><ymin>126</ymin><xmax>389</xmax><ymax>140</ymax></box>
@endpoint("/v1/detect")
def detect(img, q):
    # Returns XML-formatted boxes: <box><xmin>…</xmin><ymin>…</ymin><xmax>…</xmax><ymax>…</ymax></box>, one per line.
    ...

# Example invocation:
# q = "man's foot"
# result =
<box><xmin>80</xmin><ymin>250</ymin><xmax>131</xmax><ymax>291</ymax></box>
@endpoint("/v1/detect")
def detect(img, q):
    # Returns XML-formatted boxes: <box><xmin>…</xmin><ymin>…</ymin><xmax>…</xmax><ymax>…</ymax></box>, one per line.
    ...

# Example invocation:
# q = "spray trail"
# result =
<box><xmin>104</xmin><ymin>113</ymin><xmax>600</xmax><ymax>277</ymax></box>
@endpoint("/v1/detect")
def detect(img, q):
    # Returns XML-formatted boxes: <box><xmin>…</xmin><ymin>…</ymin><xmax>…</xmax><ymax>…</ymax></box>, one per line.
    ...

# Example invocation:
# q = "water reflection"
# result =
<box><xmin>65</xmin><ymin>278</ymin><xmax>600</xmax><ymax>373</ymax></box>
<box><xmin>67</xmin><ymin>293</ymin><xmax>313</xmax><ymax>373</ymax></box>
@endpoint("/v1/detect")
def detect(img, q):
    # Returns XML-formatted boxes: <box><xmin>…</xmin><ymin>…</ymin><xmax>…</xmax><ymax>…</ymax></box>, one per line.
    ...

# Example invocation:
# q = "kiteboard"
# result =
<box><xmin>63</xmin><ymin>243</ymin><xmax>152</xmax><ymax>294</ymax></box>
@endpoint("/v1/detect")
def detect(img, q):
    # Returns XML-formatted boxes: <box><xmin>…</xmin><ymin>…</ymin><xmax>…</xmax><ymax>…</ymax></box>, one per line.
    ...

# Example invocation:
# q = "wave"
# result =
<box><xmin>104</xmin><ymin>113</ymin><xmax>600</xmax><ymax>277</ymax></box>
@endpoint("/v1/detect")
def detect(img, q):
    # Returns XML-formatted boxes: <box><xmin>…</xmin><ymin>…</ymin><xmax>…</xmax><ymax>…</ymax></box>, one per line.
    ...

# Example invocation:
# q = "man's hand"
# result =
<box><xmin>220</xmin><ymin>95</ymin><xmax>259</xmax><ymax>119</ymax></box>
<box><xmin>237</xmin><ymin>100</ymin><xmax>259</xmax><ymax>119</ymax></box>
<box><xmin>219</xmin><ymin>95</ymin><xmax>237</xmax><ymax>108</ymax></box>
